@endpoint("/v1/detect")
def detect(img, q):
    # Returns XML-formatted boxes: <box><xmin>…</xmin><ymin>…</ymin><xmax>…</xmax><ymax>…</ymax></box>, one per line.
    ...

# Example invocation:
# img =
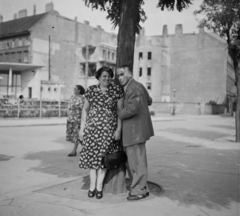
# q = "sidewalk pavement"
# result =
<box><xmin>0</xmin><ymin>114</ymin><xmax>238</xmax><ymax>216</ymax></box>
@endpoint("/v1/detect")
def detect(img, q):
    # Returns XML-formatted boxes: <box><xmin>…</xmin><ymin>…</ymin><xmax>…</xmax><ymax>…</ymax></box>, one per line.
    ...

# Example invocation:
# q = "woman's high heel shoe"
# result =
<box><xmin>96</xmin><ymin>189</ymin><xmax>103</xmax><ymax>199</ymax></box>
<box><xmin>88</xmin><ymin>189</ymin><xmax>96</xmax><ymax>198</ymax></box>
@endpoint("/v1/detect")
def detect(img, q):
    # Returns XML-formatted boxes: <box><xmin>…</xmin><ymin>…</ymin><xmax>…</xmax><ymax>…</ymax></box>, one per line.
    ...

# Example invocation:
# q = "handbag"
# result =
<box><xmin>101</xmin><ymin>143</ymin><xmax>127</xmax><ymax>167</ymax></box>
<box><xmin>102</xmin><ymin>151</ymin><xmax>127</xmax><ymax>167</ymax></box>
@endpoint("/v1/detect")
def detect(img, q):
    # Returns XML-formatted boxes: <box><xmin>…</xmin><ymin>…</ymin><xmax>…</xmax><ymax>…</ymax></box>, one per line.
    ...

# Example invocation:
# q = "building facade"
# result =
<box><xmin>0</xmin><ymin>3</ymin><xmax>236</xmax><ymax>114</ymax></box>
<box><xmin>0</xmin><ymin>2</ymin><xmax>117</xmax><ymax>101</ymax></box>
<box><xmin>133</xmin><ymin>24</ymin><xmax>236</xmax><ymax>106</ymax></box>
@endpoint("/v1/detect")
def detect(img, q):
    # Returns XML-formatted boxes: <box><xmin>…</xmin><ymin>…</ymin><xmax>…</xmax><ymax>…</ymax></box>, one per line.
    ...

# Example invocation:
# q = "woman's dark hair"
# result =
<box><xmin>76</xmin><ymin>85</ymin><xmax>85</xmax><ymax>95</ymax></box>
<box><xmin>95</xmin><ymin>66</ymin><xmax>114</xmax><ymax>80</ymax></box>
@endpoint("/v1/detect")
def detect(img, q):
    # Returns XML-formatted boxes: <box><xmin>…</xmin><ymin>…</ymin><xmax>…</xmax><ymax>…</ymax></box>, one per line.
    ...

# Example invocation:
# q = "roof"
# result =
<box><xmin>0</xmin><ymin>13</ymin><xmax>48</xmax><ymax>39</ymax></box>
<box><xmin>0</xmin><ymin>62</ymin><xmax>45</xmax><ymax>71</ymax></box>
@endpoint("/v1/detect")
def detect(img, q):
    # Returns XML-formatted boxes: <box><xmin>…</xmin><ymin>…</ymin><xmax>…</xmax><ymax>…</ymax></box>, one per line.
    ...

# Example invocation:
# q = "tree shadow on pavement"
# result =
<box><xmin>24</xmin><ymin>136</ymin><xmax>88</xmax><ymax>178</ymax></box>
<box><xmin>24</xmin><ymin>135</ymin><xmax>239</xmax><ymax>210</ymax></box>
<box><xmin>147</xmin><ymin>136</ymin><xmax>239</xmax><ymax>210</ymax></box>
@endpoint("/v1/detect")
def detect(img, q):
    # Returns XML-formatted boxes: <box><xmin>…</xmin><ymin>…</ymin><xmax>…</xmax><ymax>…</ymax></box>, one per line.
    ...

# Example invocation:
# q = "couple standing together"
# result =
<box><xmin>78</xmin><ymin>65</ymin><xmax>154</xmax><ymax>201</ymax></box>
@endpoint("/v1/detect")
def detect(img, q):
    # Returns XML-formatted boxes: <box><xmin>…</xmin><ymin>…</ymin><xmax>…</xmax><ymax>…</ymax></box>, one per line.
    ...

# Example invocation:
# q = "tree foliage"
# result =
<box><xmin>84</xmin><ymin>0</ymin><xmax>192</xmax><ymax>33</ymax></box>
<box><xmin>194</xmin><ymin>0</ymin><xmax>240</xmax><ymax>81</ymax></box>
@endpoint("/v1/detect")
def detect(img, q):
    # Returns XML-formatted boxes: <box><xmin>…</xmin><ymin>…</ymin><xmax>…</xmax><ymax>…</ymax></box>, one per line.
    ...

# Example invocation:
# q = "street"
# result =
<box><xmin>0</xmin><ymin>115</ymin><xmax>239</xmax><ymax>216</ymax></box>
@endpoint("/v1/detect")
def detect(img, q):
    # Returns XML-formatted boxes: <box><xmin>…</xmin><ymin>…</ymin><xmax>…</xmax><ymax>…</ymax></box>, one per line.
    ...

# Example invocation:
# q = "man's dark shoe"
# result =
<box><xmin>127</xmin><ymin>194</ymin><xmax>147</xmax><ymax>201</ymax></box>
<box><xmin>128</xmin><ymin>192</ymin><xmax>149</xmax><ymax>197</ymax></box>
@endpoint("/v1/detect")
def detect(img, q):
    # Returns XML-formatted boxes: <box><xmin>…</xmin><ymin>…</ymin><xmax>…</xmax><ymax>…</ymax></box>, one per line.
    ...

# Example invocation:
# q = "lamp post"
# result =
<box><xmin>40</xmin><ymin>82</ymin><xmax>43</xmax><ymax>118</ymax></box>
<box><xmin>57</xmin><ymin>84</ymin><xmax>65</xmax><ymax>118</ymax></box>
<box><xmin>172</xmin><ymin>89</ymin><xmax>176</xmax><ymax>116</ymax></box>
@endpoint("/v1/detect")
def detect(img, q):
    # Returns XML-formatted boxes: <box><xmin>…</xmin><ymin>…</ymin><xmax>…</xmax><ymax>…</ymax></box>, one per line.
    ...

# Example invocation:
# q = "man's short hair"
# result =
<box><xmin>118</xmin><ymin>64</ymin><xmax>132</xmax><ymax>73</ymax></box>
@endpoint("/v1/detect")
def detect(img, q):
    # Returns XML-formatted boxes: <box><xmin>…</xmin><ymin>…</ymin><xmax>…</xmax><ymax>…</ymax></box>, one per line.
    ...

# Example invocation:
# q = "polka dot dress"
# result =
<box><xmin>79</xmin><ymin>84</ymin><xmax>124</xmax><ymax>170</ymax></box>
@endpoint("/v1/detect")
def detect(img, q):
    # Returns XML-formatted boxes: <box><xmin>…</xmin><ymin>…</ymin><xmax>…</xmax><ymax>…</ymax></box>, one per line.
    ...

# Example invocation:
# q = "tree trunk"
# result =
<box><xmin>116</xmin><ymin>0</ymin><xmax>140</xmax><ymax>72</ymax></box>
<box><xmin>104</xmin><ymin>0</ymin><xmax>140</xmax><ymax>193</ymax></box>
<box><xmin>236</xmin><ymin>67</ymin><xmax>240</xmax><ymax>142</ymax></box>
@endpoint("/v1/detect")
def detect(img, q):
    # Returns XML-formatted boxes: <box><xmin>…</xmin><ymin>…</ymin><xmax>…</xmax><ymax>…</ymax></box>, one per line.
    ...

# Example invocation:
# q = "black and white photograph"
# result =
<box><xmin>0</xmin><ymin>0</ymin><xmax>239</xmax><ymax>215</ymax></box>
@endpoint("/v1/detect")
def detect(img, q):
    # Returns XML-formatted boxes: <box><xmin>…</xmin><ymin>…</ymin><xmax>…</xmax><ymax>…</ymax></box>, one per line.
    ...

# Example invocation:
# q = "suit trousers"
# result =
<box><xmin>125</xmin><ymin>142</ymin><xmax>149</xmax><ymax>195</ymax></box>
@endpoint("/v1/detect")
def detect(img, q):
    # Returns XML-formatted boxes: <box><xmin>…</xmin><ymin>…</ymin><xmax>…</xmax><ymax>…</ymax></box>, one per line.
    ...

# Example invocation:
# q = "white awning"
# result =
<box><xmin>0</xmin><ymin>62</ymin><xmax>45</xmax><ymax>71</ymax></box>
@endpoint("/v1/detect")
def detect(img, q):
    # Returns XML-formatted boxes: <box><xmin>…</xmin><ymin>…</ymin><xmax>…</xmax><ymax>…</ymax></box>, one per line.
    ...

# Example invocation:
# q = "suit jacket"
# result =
<box><xmin>118</xmin><ymin>79</ymin><xmax>154</xmax><ymax>146</ymax></box>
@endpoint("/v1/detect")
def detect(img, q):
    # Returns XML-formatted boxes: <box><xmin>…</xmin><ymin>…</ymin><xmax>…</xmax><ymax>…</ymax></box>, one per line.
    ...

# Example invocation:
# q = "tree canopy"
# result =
<box><xmin>84</xmin><ymin>0</ymin><xmax>192</xmax><ymax>33</ymax></box>
<box><xmin>194</xmin><ymin>0</ymin><xmax>240</xmax><ymax>44</ymax></box>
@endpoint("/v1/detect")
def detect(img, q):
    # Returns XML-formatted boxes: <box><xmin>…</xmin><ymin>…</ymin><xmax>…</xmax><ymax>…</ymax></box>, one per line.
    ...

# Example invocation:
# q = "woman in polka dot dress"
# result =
<box><xmin>79</xmin><ymin>66</ymin><xmax>124</xmax><ymax>199</ymax></box>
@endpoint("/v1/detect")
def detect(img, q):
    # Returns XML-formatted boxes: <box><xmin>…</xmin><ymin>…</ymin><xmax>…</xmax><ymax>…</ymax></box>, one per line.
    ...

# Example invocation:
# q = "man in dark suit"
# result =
<box><xmin>117</xmin><ymin>65</ymin><xmax>154</xmax><ymax>201</ymax></box>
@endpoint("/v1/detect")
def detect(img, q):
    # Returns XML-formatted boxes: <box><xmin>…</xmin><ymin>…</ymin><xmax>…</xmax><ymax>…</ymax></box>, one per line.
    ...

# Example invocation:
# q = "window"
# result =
<box><xmin>17</xmin><ymin>52</ymin><xmax>22</xmax><ymax>63</ymax></box>
<box><xmin>139</xmin><ymin>68</ymin><xmax>142</xmax><ymax>77</ymax></box>
<box><xmin>23</xmin><ymin>52</ymin><xmax>28</xmax><ymax>63</ymax></box>
<box><xmin>0</xmin><ymin>41</ymin><xmax>4</xmax><ymax>50</ymax></box>
<box><xmin>139</xmin><ymin>52</ymin><xmax>143</xmax><ymax>60</ymax></box>
<box><xmin>102</xmin><ymin>50</ymin><xmax>106</xmax><ymax>58</ymax></box>
<box><xmin>6</xmin><ymin>41</ymin><xmax>10</xmax><ymax>49</ymax></box>
<box><xmin>18</xmin><ymin>38</ymin><xmax>22</xmax><ymax>46</ymax></box>
<box><xmin>0</xmin><ymin>72</ymin><xmax>22</xmax><ymax>97</ymax></box>
<box><xmin>12</xmin><ymin>40</ymin><xmax>15</xmax><ymax>48</ymax></box>
<box><xmin>15</xmin><ymin>39</ymin><xmax>18</xmax><ymax>47</ymax></box>
<box><xmin>108</xmin><ymin>51</ymin><xmax>110</xmax><ymax>59</ymax></box>
<box><xmin>28</xmin><ymin>87</ymin><xmax>32</xmax><ymax>99</ymax></box>
<box><xmin>147</xmin><ymin>67</ymin><xmax>151</xmax><ymax>76</ymax></box>
<box><xmin>146</xmin><ymin>83</ymin><xmax>152</xmax><ymax>90</ymax></box>
<box><xmin>112</xmin><ymin>52</ymin><xmax>115</xmax><ymax>60</ymax></box>
<box><xmin>5</xmin><ymin>53</ymin><xmax>9</xmax><ymax>61</ymax></box>
<box><xmin>148</xmin><ymin>52</ymin><xmax>152</xmax><ymax>60</ymax></box>
<box><xmin>24</xmin><ymin>37</ymin><xmax>30</xmax><ymax>46</ymax></box>
<box><xmin>80</xmin><ymin>63</ymin><xmax>96</xmax><ymax>77</ymax></box>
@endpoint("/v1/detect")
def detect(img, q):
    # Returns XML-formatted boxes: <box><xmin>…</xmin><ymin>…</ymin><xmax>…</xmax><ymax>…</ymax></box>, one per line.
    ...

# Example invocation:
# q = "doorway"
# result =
<box><xmin>28</xmin><ymin>87</ymin><xmax>32</xmax><ymax>99</ymax></box>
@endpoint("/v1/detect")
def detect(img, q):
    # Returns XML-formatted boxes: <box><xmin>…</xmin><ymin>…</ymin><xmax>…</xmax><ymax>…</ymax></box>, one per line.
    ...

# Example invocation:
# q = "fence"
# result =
<box><xmin>150</xmin><ymin>102</ymin><xmax>226</xmax><ymax>115</ymax></box>
<box><xmin>0</xmin><ymin>99</ymin><xmax>68</xmax><ymax>118</ymax></box>
<box><xmin>0</xmin><ymin>99</ymin><xmax>226</xmax><ymax>118</ymax></box>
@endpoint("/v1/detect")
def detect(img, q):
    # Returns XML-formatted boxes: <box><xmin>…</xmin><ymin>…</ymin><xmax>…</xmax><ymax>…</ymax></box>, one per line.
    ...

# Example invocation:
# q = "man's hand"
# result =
<box><xmin>114</xmin><ymin>129</ymin><xmax>121</xmax><ymax>140</ymax></box>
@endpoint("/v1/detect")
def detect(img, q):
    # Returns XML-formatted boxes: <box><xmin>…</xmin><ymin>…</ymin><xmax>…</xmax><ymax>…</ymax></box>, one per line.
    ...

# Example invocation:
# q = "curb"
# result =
<box><xmin>0</xmin><ymin>123</ymin><xmax>66</xmax><ymax>128</ymax></box>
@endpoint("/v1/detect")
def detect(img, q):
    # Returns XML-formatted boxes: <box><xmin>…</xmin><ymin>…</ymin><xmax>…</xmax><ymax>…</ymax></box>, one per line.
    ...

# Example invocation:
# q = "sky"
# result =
<box><xmin>0</xmin><ymin>0</ymin><xmax>204</xmax><ymax>36</ymax></box>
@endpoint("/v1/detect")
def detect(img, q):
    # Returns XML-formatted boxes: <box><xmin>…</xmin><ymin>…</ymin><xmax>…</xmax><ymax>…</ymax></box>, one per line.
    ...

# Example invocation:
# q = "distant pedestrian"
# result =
<box><xmin>79</xmin><ymin>66</ymin><xmax>124</xmax><ymax>199</ymax></box>
<box><xmin>117</xmin><ymin>65</ymin><xmax>154</xmax><ymax>201</ymax></box>
<box><xmin>66</xmin><ymin>85</ymin><xmax>85</xmax><ymax>157</ymax></box>
<box><xmin>19</xmin><ymin>95</ymin><xmax>24</xmax><ymax>103</ymax></box>
<box><xmin>233</xmin><ymin>99</ymin><xmax>236</xmax><ymax>117</ymax></box>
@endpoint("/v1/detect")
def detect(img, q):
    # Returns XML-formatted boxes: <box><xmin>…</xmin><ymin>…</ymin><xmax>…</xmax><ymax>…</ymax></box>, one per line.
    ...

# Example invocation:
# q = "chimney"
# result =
<box><xmin>0</xmin><ymin>15</ymin><xmax>2</xmax><ymax>23</ymax></box>
<box><xmin>46</xmin><ymin>2</ymin><xmax>54</xmax><ymax>12</ymax></box>
<box><xmin>18</xmin><ymin>9</ymin><xmax>27</xmax><ymax>18</ymax></box>
<box><xmin>14</xmin><ymin>13</ymin><xmax>17</xmax><ymax>19</ymax></box>
<box><xmin>163</xmin><ymin>25</ymin><xmax>168</xmax><ymax>37</ymax></box>
<box><xmin>33</xmin><ymin>4</ymin><xmax>36</xmax><ymax>15</ymax></box>
<box><xmin>175</xmin><ymin>24</ymin><xmax>183</xmax><ymax>36</ymax></box>
<box><xmin>84</xmin><ymin>20</ymin><xmax>89</xmax><ymax>25</ymax></box>
<box><xmin>96</xmin><ymin>25</ymin><xmax>101</xmax><ymax>30</ymax></box>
